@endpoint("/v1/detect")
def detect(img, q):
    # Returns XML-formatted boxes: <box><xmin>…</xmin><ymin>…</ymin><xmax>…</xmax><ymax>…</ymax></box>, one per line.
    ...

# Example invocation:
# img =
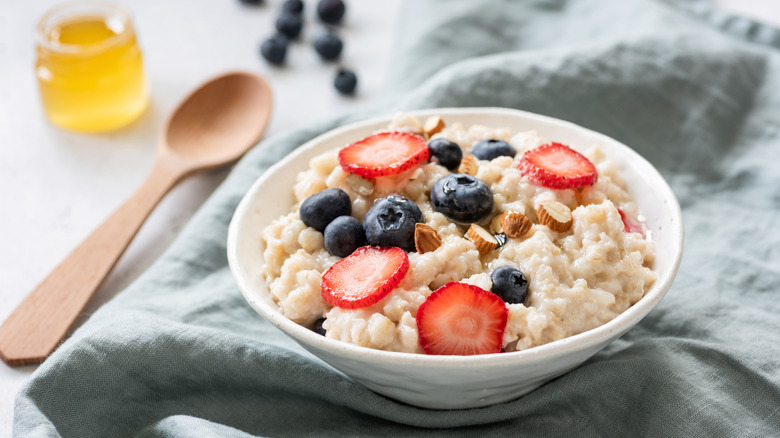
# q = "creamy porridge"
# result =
<box><xmin>260</xmin><ymin>113</ymin><xmax>656</xmax><ymax>355</ymax></box>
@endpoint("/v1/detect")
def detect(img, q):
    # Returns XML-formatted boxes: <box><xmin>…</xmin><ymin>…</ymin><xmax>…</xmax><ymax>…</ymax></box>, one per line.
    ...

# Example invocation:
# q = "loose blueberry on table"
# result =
<box><xmin>282</xmin><ymin>0</ymin><xmax>304</xmax><ymax>14</ymax></box>
<box><xmin>260</xmin><ymin>34</ymin><xmax>288</xmax><ymax>65</ymax></box>
<box><xmin>317</xmin><ymin>0</ymin><xmax>346</xmax><ymax>24</ymax></box>
<box><xmin>313</xmin><ymin>32</ymin><xmax>343</xmax><ymax>61</ymax></box>
<box><xmin>250</xmin><ymin>0</ymin><xmax>357</xmax><ymax>99</ymax></box>
<box><xmin>334</xmin><ymin>69</ymin><xmax>358</xmax><ymax>95</ymax></box>
<box><xmin>276</xmin><ymin>12</ymin><xmax>303</xmax><ymax>39</ymax></box>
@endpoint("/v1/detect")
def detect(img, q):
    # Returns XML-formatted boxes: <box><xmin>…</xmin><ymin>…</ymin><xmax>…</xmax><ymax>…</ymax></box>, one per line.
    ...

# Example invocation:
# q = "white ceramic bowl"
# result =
<box><xmin>227</xmin><ymin>107</ymin><xmax>683</xmax><ymax>410</ymax></box>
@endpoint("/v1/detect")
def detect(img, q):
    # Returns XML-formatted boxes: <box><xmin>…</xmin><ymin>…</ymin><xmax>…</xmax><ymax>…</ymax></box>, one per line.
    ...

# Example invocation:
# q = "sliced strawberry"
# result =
<box><xmin>517</xmin><ymin>142</ymin><xmax>598</xmax><ymax>189</ymax></box>
<box><xmin>338</xmin><ymin>131</ymin><xmax>429</xmax><ymax>178</ymax></box>
<box><xmin>417</xmin><ymin>282</ymin><xmax>508</xmax><ymax>356</ymax></box>
<box><xmin>321</xmin><ymin>246</ymin><xmax>409</xmax><ymax>309</ymax></box>
<box><xmin>618</xmin><ymin>208</ymin><xmax>644</xmax><ymax>235</ymax></box>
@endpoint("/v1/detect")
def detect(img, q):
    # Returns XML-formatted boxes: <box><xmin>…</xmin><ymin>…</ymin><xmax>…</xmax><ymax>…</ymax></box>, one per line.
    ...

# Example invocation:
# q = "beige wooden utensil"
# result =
<box><xmin>0</xmin><ymin>71</ymin><xmax>273</xmax><ymax>366</ymax></box>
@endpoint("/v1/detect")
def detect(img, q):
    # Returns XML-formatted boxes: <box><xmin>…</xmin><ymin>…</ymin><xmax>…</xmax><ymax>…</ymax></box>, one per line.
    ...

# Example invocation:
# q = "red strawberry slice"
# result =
<box><xmin>339</xmin><ymin>131</ymin><xmax>429</xmax><ymax>178</ymax></box>
<box><xmin>321</xmin><ymin>246</ymin><xmax>409</xmax><ymax>309</ymax></box>
<box><xmin>618</xmin><ymin>208</ymin><xmax>644</xmax><ymax>235</ymax></box>
<box><xmin>416</xmin><ymin>282</ymin><xmax>508</xmax><ymax>356</ymax></box>
<box><xmin>517</xmin><ymin>142</ymin><xmax>598</xmax><ymax>189</ymax></box>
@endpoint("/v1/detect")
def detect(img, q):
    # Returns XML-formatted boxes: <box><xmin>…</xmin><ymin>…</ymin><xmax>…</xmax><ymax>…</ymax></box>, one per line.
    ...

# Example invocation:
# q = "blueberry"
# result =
<box><xmin>313</xmin><ymin>33</ymin><xmax>343</xmax><ymax>61</ymax></box>
<box><xmin>428</xmin><ymin>138</ymin><xmax>463</xmax><ymax>171</ymax></box>
<box><xmin>430</xmin><ymin>174</ymin><xmax>494</xmax><ymax>223</ymax></box>
<box><xmin>472</xmin><ymin>139</ymin><xmax>516</xmax><ymax>161</ymax></box>
<box><xmin>260</xmin><ymin>34</ymin><xmax>288</xmax><ymax>65</ymax></box>
<box><xmin>334</xmin><ymin>69</ymin><xmax>357</xmax><ymax>95</ymax></box>
<box><xmin>276</xmin><ymin>12</ymin><xmax>303</xmax><ymax>39</ymax></box>
<box><xmin>282</xmin><ymin>0</ymin><xmax>304</xmax><ymax>13</ymax></box>
<box><xmin>313</xmin><ymin>318</ymin><xmax>327</xmax><ymax>336</ymax></box>
<box><xmin>490</xmin><ymin>266</ymin><xmax>528</xmax><ymax>304</ymax></box>
<box><xmin>363</xmin><ymin>195</ymin><xmax>423</xmax><ymax>252</ymax></box>
<box><xmin>300</xmin><ymin>188</ymin><xmax>351</xmax><ymax>232</ymax></box>
<box><xmin>317</xmin><ymin>0</ymin><xmax>346</xmax><ymax>24</ymax></box>
<box><xmin>324</xmin><ymin>216</ymin><xmax>366</xmax><ymax>257</ymax></box>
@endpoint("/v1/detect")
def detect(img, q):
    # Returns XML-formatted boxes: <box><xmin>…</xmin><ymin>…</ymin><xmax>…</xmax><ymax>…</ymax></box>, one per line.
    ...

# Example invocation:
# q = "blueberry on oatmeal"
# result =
<box><xmin>430</xmin><ymin>174</ymin><xmax>494</xmax><ymax>224</ymax></box>
<box><xmin>472</xmin><ymin>139</ymin><xmax>516</xmax><ymax>161</ymax></box>
<box><xmin>300</xmin><ymin>188</ymin><xmax>351</xmax><ymax>232</ymax></box>
<box><xmin>427</xmin><ymin>138</ymin><xmax>463</xmax><ymax>171</ymax></box>
<box><xmin>324</xmin><ymin>216</ymin><xmax>366</xmax><ymax>257</ymax></box>
<box><xmin>363</xmin><ymin>195</ymin><xmax>423</xmax><ymax>252</ymax></box>
<box><xmin>313</xmin><ymin>318</ymin><xmax>326</xmax><ymax>336</ymax></box>
<box><xmin>490</xmin><ymin>266</ymin><xmax>529</xmax><ymax>304</ymax></box>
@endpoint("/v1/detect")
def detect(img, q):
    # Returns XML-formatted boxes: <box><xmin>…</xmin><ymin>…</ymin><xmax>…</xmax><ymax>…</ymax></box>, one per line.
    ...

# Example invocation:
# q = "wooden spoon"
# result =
<box><xmin>0</xmin><ymin>71</ymin><xmax>273</xmax><ymax>366</ymax></box>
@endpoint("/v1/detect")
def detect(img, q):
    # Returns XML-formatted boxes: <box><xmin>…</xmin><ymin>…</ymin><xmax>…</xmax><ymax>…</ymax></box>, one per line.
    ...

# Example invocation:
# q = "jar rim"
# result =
<box><xmin>35</xmin><ymin>0</ymin><xmax>134</xmax><ymax>55</ymax></box>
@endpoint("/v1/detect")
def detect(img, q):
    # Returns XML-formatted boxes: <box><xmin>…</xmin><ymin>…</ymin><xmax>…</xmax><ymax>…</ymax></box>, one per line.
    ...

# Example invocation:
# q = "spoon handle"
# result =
<box><xmin>0</xmin><ymin>158</ymin><xmax>184</xmax><ymax>366</ymax></box>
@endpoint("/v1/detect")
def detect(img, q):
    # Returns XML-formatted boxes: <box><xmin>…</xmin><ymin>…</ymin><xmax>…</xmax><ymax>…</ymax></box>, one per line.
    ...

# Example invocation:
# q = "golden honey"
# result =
<box><xmin>36</xmin><ymin>2</ymin><xmax>148</xmax><ymax>132</ymax></box>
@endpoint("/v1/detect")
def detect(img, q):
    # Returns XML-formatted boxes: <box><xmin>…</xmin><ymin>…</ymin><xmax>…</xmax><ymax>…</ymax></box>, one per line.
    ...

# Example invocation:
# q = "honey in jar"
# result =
<box><xmin>36</xmin><ymin>2</ymin><xmax>148</xmax><ymax>132</ymax></box>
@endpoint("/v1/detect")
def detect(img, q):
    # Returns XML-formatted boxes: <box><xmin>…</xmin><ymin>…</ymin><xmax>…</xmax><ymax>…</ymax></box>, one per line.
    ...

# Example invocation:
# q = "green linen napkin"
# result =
<box><xmin>14</xmin><ymin>0</ymin><xmax>780</xmax><ymax>436</ymax></box>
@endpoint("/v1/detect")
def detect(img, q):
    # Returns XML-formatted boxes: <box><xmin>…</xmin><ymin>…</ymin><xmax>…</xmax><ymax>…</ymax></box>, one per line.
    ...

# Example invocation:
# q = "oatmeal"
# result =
<box><xmin>260</xmin><ymin>113</ymin><xmax>656</xmax><ymax>355</ymax></box>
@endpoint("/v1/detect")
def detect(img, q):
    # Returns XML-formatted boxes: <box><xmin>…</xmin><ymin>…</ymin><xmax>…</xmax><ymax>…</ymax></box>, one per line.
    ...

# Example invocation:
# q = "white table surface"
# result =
<box><xmin>0</xmin><ymin>0</ymin><xmax>776</xmax><ymax>435</ymax></box>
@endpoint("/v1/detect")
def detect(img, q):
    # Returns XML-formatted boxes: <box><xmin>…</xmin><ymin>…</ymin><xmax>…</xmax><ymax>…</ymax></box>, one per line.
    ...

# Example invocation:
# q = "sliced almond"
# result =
<box><xmin>423</xmin><ymin>115</ymin><xmax>446</xmax><ymax>138</ymax></box>
<box><xmin>490</xmin><ymin>214</ymin><xmax>504</xmax><ymax>234</ymax></box>
<box><xmin>458</xmin><ymin>153</ymin><xmax>478</xmax><ymax>176</ymax></box>
<box><xmin>401</xmin><ymin>116</ymin><xmax>424</xmax><ymax>136</ymax></box>
<box><xmin>415</xmin><ymin>223</ymin><xmax>443</xmax><ymax>254</ymax></box>
<box><xmin>345</xmin><ymin>173</ymin><xmax>375</xmax><ymax>196</ymax></box>
<box><xmin>466</xmin><ymin>224</ymin><xmax>498</xmax><ymax>256</ymax></box>
<box><xmin>537</xmin><ymin>200</ymin><xmax>572</xmax><ymax>232</ymax></box>
<box><xmin>501</xmin><ymin>211</ymin><xmax>533</xmax><ymax>238</ymax></box>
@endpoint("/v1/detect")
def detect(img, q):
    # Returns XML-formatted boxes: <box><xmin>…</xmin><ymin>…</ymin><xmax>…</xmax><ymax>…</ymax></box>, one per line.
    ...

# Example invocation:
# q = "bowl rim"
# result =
<box><xmin>227</xmin><ymin>107</ymin><xmax>684</xmax><ymax>369</ymax></box>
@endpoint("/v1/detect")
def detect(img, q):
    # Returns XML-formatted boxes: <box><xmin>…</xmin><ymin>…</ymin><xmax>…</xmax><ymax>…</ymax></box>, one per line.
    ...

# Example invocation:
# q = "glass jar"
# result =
<box><xmin>36</xmin><ymin>1</ymin><xmax>149</xmax><ymax>132</ymax></box>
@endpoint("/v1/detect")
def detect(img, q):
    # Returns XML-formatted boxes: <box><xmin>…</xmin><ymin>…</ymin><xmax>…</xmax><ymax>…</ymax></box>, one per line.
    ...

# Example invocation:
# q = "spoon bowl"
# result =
<box><xmin>165</xmin><ymin>72</ymin><xmax>272</xmax><ymax>167</ymax></box>
<box><xmin>0</xmin><ymin>71</ymin><xmax>272</xmax><ymax>366</ymax></box>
